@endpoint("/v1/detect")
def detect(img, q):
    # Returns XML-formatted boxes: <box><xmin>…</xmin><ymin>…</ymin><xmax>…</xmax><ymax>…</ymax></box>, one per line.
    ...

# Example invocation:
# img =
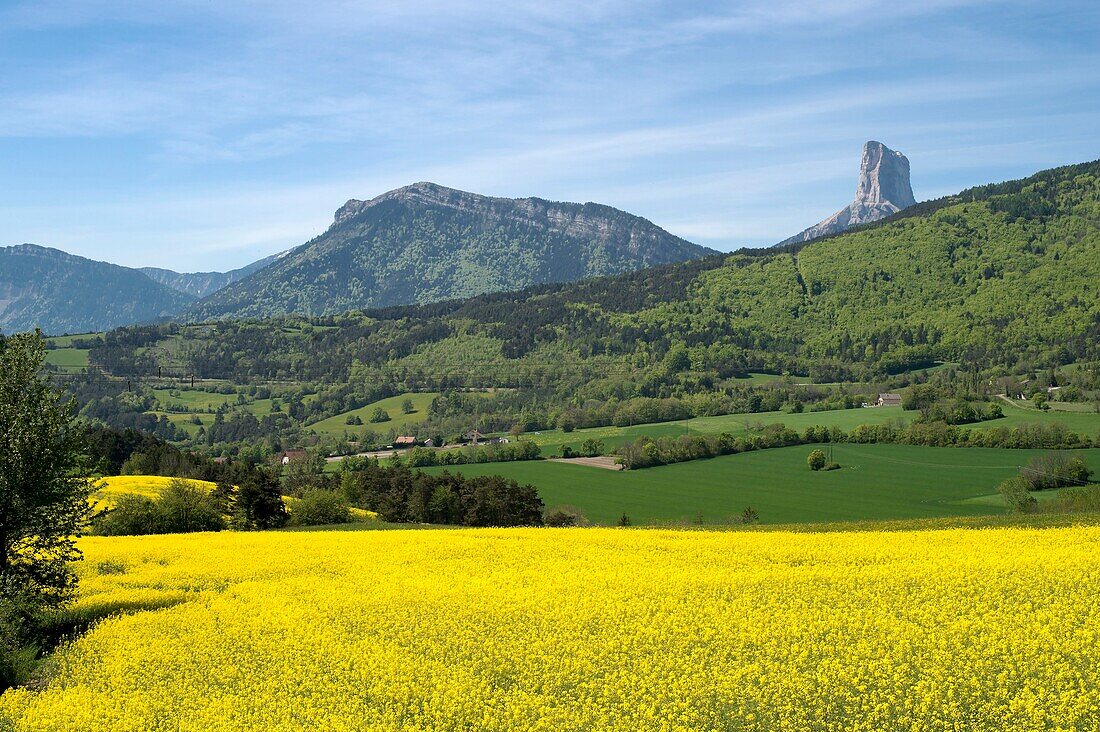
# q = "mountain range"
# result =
<box><xmin>2</xmin><ymin>186</ymin><xmax>718</xmax><ymax>335</ymax></box>
<box><xmin>139</xmin><ymin>252</ymin><xmax>289</xmax><ymax>298</ymax></box>
<box><xmin>0</xmin><ymin>244</ymin><xmax>196</xmax><ymax>335</ymax></box>
<box><xmin>4</xmin><ymin>141</ymin><xmax>918</xmax><ymax>335</ymax></box>
<box><xmin>186</xmin><ymin>182</ymin><xmax>717</xmax><ymax>321</ymax></box>
<box><xmin>89</xmin><ymin>156</ymin><xmax>1099</xmax><ymax>387</ymax></box>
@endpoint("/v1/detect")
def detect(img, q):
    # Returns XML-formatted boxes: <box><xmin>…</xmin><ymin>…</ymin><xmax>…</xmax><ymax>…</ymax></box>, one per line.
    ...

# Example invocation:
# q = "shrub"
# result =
<box><xmin>998</xmin><ymin>477</ymin><xmax>1037</xmax><ymax>513</ymax></box>
<box><xmin>156</xmin><ymin>481</ymin><xmax>226</xmax><ymax>533</ymax></box>
<box><xmin>93</xmin><ymin>495</ymin><xmax>162</xmax><ymax>536</ymax></box>
<box><xmin>807</xmin><ymin>450</ymin><xmax>826</xmax><ymax>471</ymax></box>
<box><xmin>291</xmin><ymin>490</ymin><xmax>351</xmax><ymax>526</ymax></box>
<box><xmin>822</xmin><ymin>462</ymin><xmax>841</xmax><ymax>471</ymax></box>
<box><xmin>545</xmin><ymin>505</ymin><xmax>585</xmax><ymax>528</ymax></box>
<box><xmin>0</xmin><ymin>604</ymin><xmax>37</xmax><ymax>691</ymax></box>
<box><xmin>92</xmin><ymin>481</ymin><xmax>225</xmax><ymax>536</ymax></box>
<box><xmin>740</xmin><ymin>507</ymin><xmax>759</xmax><ymax>524</ymax></box>
<box><xmin>1020</xmin><ymin>453</ymin><xmax>1092</xmax><ymax>491</ymax></box>
<box><xmin>580</xmin><ymin>439</ymin><xmax>604</xmax><ymax>458</ymax></box>
<box><xmin>618</xmin><ymin>512</ymin><xmax>632</xmax><ymax>527</ymax></box>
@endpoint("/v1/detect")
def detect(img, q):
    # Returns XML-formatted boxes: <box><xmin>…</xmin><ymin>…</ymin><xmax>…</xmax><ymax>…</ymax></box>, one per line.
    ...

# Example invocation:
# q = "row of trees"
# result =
<box><xmin>339</xmin><ymin>461</ymin><xmax>544</xmax><ymax>527</ymax></box>
<box><xmin>999</xmin><ymin>453</ymin><xmax>1095</xmax><ymax>513</ymax></box>
<box><xmin>614</xmin><ymin>420</ymin><xmax>1096</xmax><ymax>470</ymax></box>
<box><xmin>402</xmin><ymin>441</ymin><xmax>541</xmax><ymax>467</ymax></box>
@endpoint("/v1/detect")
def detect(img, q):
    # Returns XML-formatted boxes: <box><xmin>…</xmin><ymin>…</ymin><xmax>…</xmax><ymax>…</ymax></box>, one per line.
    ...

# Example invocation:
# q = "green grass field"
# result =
<box><xmin>44</xmin><ymin>347</ymin><xmax>90</xmax><ymax>372</ymax></box>
<box><xmin>151</xmin><ymin>388</ymin><xmax>238</xmax><ymax>411</ymax></box>
<box><xmin>990</xmin><ymin>399</ymin><xmax>1100</xmax><ymax>435</ymax></box>
<box><xmin>524</xmin><ymin>405</ymin><xmax>912</xmax><ymax>456</ymax></box>
<box><xmin>518</xmin><ymin>401</ymin><xmax>1100</xmax><ymax>457</ymax></box>
<box><xmin>421</xmin><ymin>444</ymin><xmax>1100</xmax><ymax>526</ymax></box>
<box><xmin>307</xmin><ymin>392</ymin><xmax>439</xmax><ymax>438</ymax></box>
<box><xmin>44</xmin><ymin>332</ymin><xmax>102</xmax><ymax>346</ymax></box>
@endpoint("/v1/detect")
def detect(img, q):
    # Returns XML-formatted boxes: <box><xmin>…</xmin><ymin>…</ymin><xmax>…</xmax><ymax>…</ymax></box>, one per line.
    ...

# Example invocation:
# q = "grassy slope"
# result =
<box><xmin>522</xmin><ymin>402</ymin><xmax>1100</xmax><ymax>457</ymax></box>
<box><xmin>306</xmin><ymin>392</ymin><xmax>439</xmax><ymax>437</ymax></box>
<box><xmin>44</xmin><ymin>347</ymin><xmax>90</xmax><ymax>372</ymax></box>
<box><xmin>525</xmin><ymin>406</ymin><xmax>911</xmax><ymax>455</ymax></box>
<box><xmin>422</xmin><ymin>444</ymin><xmax>1100</xmax><ymax>525</ymax></box>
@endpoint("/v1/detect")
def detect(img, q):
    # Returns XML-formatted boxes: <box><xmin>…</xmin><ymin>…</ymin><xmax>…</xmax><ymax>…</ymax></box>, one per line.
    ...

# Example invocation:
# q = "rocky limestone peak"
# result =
<box><xmin>778</xmin><ymin>140</ymin><xmax>916</xmax><ymax>246</ymax></box>
<box><xmin>855</xmin><ymin>141</ymin><xmax>916</xmax><ymax>209</ymax></box>
<box><xmin>334</xmin><ymin>182</ymin><xmax>479</xmax><ymax>225</ymax></box>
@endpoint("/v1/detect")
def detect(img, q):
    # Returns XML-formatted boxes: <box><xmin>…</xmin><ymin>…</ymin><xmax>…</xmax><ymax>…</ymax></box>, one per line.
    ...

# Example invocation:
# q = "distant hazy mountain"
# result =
<box><xmin>780</xmin><ymin>141</ymin><xmax>916</xmax><ymax>246</ymax></box>
<box><xmin>140</xmin><ymin>251</ymin><xmax>289</xmax><ymax>298</ymax></box>
<box><xmin>0</xmin><ymin>244</ymin><xmax>196</xmax><ymax>335</ymax></box>
<box><xmin>186</xmin><ymin>182</ymin><xmax>718</xmax><ymax>321</ymax></box>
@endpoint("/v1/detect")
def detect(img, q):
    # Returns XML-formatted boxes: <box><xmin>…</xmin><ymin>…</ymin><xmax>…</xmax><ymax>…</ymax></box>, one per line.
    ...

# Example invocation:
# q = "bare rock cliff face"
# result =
<box><xmin>780</xmin><ymin>141</ymin><xmax>915</xmax><ymax>246</ymax></box>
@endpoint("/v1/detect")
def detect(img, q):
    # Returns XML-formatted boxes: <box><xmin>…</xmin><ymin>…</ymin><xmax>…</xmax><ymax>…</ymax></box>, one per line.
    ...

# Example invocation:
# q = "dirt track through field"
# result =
<box><xmin>547</xmin><ymin>456</ymin><xmax>623</xmax><ymax>470</ymax></box>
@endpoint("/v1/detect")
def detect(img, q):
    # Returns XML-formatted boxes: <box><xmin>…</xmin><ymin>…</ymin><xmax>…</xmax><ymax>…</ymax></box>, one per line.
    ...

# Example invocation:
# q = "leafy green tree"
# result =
<box><xmin>998</xmin><ymin>477</ymin><xmax>1037</xmax><ymax>513</ymax></box>
<box><xmin>807</xmin><ymin>449</ymin><xmax>826</xmax><ymax>471</ymax></box>
<box><xmin>370</xmin><ymin>407</ymin><xmax>391</xmax><ymax>423</ymax></box>
<box><xmin>290</xmin><ymin>490</ymin><xmax>350</xmax><ymax>526</ymax></box>
<box><xmin>580</xmin><ymin>439</ymin><xmax>604</xmax><ymax>457</ymax></box>
<box><xmin>92</xmin><ymin>495</ymin><xmax>160</xmax><ymax>536</ymax></box>
<box><xmin>740</xmin><ymin>506</ymin><xmax>760</xmax><ymax>524</ymax></box>
<box><xmin>401</xmin><ymin>398</ymin><xmax>415</xmax><ymax>415</ymax></box>
<box><xmin>153</xmin><ymin>480</ymin><xmax>225</xmax><ymax>533</ymax></box>
<box><xmin>0</xmin><ymin>332</ymin><xmax>93</xmax><ymax>606</ymax></box>
<box><xmin>282</xmin><ymin>452</ymin><xmax>329</xmax><ymax>497</ymax></box>
<box><xmin>235</xmin><ymin>468</ymin><xmax>288</xmax><ymax>529</ymax></box>
<box><xmin>618</xmin><ymin>512</ymin><xmax>632</xmax><ymax>527</ymax></box>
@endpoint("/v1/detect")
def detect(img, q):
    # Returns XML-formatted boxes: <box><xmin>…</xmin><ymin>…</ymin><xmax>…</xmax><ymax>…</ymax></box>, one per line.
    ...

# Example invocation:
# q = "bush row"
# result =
<box><xmin>615</xmin><ymin>420</ymin><xmax>1095</xmax><ymax>469</ymax></box>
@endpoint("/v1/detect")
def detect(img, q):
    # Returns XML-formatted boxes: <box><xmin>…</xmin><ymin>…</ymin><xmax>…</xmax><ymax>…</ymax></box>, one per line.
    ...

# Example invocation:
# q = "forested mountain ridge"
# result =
<box><xmin>140</xmin><ymin>251</ymin><xmax>289</xmax><ymax>298</ymax></box>
<box><xmin>89</xmin><ymin>158</ymin><xmax>1100</xmax><ymax>391</ymax></box>
<box><xmin>184</xmin><ymin>182</ymin><xmax>718</xmax><ymax>321</ymax></box>
<box><xmin>0</xmin><ymin>244</ymin><xmax>196</xmax><ymax>335</ymax></box>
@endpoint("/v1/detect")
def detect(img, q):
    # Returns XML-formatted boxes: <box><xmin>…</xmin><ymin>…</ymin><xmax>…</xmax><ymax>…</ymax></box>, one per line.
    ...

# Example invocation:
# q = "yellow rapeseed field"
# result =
<box><xmin>91</xmin><ymin>475</ymin><xmax>218</xmax><ymax>508</ymax></box>
<box><xmin>2</xmin><ymin>526</ymin><xmax>1099</xmax><ymax>731</ymax></box>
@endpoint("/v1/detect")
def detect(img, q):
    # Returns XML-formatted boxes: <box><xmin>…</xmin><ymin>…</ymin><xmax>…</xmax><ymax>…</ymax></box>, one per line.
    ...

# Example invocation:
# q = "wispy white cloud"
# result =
<box><xmin>0</xmin><ymin>0</ymin><xmax>1097</xmax><ymax>268</ymax></box>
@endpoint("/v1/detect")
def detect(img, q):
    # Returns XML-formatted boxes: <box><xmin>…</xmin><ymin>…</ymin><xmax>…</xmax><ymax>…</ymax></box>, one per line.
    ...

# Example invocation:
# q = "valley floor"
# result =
<box><xmin>423</xmin><ymin>444</ymin><xmax>1100</xmax><ymax>525</ymax></box>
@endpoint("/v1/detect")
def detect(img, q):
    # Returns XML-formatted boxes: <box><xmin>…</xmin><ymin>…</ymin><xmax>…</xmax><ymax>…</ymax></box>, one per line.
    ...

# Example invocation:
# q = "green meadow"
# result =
<box><xmin>307</xmin><ymin>392</ymin><xmax>439</xmax><ymax>438</ymax></box>
<box><xmin>44</xmin><ymin>347</ymin><xmax>90</xmax><ymax>372</ymax></box>
<box><xmin>421</xmin><ymin>444</ymin><xmax>1100</xmax><ymax>526</ymax></box>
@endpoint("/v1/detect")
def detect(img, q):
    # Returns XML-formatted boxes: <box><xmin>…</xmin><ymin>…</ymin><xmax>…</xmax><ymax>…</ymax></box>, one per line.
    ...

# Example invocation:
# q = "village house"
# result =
<box><xmin>464</xmin><ymin>430</ymin><xmax>485</xmax><ymax>444</ymax></box>
<box><xmin>279</xmin><ymin>449</ymin><xmax>308</xmax><ymax>465</ymax></box>
<box><xmin>876</xmin><ymin>393</ymin><xmax>903</xmax><ymax>407</ymax></box>
<box><xmin>393</xmin><ymin>436</ymin><xmax>418</xmax><ymax>448</ymax></box>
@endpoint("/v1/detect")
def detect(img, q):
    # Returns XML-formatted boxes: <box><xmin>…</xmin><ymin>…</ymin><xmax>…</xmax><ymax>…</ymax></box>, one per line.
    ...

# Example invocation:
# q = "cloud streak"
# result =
<box><xmin>0</xmin><ymin>0</ymin><xmax>1097</xmax><ymax>268</ymax></box>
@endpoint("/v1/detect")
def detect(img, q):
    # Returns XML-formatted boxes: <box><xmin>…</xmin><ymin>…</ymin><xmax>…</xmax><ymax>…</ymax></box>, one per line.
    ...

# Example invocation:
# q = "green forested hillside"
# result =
<box><xmin>0</xmin><ymin>244</ymin><xmax>196</xmax><ymax>335</ymax></box>
<box><xmin>186</xmin><ymin>182</ymin><xmax>716</xmax><ymax>321</ymax></box>
<box><xmin>94</xmin><ymin>159</ymin><xmax>1100</xmax><ymax>388</ymax></box>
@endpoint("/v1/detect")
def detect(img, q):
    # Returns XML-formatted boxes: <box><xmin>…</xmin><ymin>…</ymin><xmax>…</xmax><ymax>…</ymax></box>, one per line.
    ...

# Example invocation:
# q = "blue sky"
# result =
<box><xmin>1</xmin><ymin>0</ymin><xmax>1097</xmax><ymax>271</ymax></box>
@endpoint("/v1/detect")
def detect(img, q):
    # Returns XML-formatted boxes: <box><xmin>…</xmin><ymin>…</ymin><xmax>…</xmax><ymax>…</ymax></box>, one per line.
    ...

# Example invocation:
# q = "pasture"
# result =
<box><xmin>2</xmin><ymin>526</ymin><xmax>1098</xmax><ymax>730</ymax></box>
<box><xmin>306</xmin><ymin>392</ymin><xmax>439</xmax><ymax>437</ymax></box>
<box><xmin>524</xmin><ymin>405</ymin><xmax>913</xmax><ymax>456</ymax></box>
<box><xmin>517</xmin><ymin>401</ymin><xmax>1100</xmax><ymax>457</ymax></box>
<box><xmin>43</xmin><ymin>347</ymin><xmax>90</xmax><ymax>372</ymax></box>
<box><xmin>423</xmin><ymin>444</ymin><xmax>1100</xmax><ymax>525</ymax></box>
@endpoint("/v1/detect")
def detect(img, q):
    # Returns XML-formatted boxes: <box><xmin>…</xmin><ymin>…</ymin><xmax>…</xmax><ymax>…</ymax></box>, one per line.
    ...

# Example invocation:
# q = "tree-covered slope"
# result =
<box><xmin>185</xmin><ymin>182</ymin><xmax>717</xmax><ymax>321</ymax></box>
<box><xmin>91</xmin><ymin>159</ymin><xmax>1100</xmax><ymax>387</ymax></box>
<box><xmin>0</xmin><ymin>245</ymin><xmax>195</xmax><ymax>335</ymax></box>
